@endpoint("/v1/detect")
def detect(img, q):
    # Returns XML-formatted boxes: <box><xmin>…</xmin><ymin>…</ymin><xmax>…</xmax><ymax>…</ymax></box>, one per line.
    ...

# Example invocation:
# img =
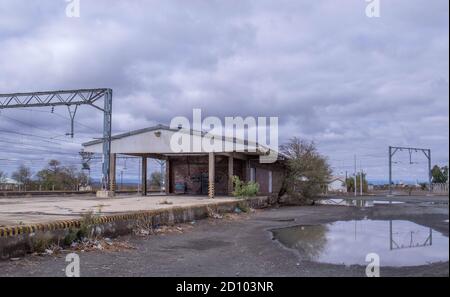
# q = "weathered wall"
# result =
<box><xmin>249</xmin><ymin>160</ymin><xmax>285</xmax><ymax>197</ymax></box>
<box><xmin>168</xmin><ymin>155</ymin><xmax>285</xmax><ymax>196</ymax></box>
<box><xmin>170</xmin><ymin>156</ymin><xmax>244</xmax><ymax>195</ymax></box>
<box><xmin>0</xmin><ymin>196</ymin><xmax>271</xmax><ymax>260</ymax></box>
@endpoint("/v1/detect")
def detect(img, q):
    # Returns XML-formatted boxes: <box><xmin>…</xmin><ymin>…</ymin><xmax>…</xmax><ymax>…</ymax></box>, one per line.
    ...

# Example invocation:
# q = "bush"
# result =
<box><xmin>232</xmin><ymin>176</ymin><xmax>259</xmax><ymax>198</ymax></box>
<box><xmin>64</xmin><ymin>228</ymin><xmax>79</xmax><ymax>245</ymax></box>
<box><xmin>280</xmin><ymin>137</ymin><xmax>331</xmax><ymax>201</ymax></box>
<box><xmin>31</xmin><ymin>233</ymin><xmax>53</xmax><ymax>253</ymax></box>
<box><xmin>77</xmin><ymin>211</ymin><xmax>98</xmax><ymax>239</ymax></box>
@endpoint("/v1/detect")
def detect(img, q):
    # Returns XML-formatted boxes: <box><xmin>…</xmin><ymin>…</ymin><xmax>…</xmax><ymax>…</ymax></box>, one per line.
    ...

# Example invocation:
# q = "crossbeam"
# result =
<box><xmin>388</xmin><ymin>146</ymin><xmax>431</xmax><ymax>195</ymax></box>
<box><xmin>0</xmin><ymin>88</ymin><xmax>113</xmax><ymax>192</ymax></box>
<box><xmin>0</xmin><ymin>88</ymin><xmax>108</xmax><ymax>111</ymax></box>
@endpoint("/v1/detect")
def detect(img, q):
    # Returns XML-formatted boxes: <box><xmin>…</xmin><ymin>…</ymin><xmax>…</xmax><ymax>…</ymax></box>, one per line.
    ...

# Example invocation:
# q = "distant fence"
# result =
<box><xmin>432</xmin><ymin>183</ymin><xmax>449</xmax><ymax>194</ymax></box>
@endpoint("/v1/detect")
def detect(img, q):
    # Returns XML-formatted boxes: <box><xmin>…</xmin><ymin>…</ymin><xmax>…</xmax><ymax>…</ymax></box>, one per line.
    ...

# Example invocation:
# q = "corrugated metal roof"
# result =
<box><xmin>82</xmin><ymin>124</ymin><xmax>174</xmax><ymax>146</ymax></box>
<box><xmin>82</xmin><ymin>123</ymin><xmax>287</xmax><ymax>160</ymax></box>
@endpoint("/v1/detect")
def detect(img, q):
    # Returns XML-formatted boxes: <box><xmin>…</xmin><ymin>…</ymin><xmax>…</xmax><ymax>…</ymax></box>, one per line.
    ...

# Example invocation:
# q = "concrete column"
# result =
<box><xmin>142</xmin><ymin>157</ymin><xmax>147</xmax><ymax>196</ymax></box>
<box><xmin>109</xmin><ymin>153</ymin><xmax>116</xmax><ymax>192</ymax></box>
<box><xmin>243</xmin><ymin>160</ymin><xmax>249</xmax><ymax>182</ymax></box>
<box><xmin>208</xmin><ymin>152</ymin><xmax>215</xmax><ymax>199</ymax></box>
<box><xmin>165</xmin><ymin>159</ymin><xmax>170</xmax><ymax>195</ymax></box>
<box><xmin>228</xmin><ymin>156</ymin><xmax>234</xmax><ymax>196</ymax></box>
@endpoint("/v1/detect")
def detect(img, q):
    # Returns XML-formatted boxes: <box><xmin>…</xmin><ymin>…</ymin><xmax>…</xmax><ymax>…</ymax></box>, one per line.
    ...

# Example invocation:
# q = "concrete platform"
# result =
<box><xmin>0</xmin><ymin>194</ymin><xmax>242</xmax><ymax>227</ymax></box>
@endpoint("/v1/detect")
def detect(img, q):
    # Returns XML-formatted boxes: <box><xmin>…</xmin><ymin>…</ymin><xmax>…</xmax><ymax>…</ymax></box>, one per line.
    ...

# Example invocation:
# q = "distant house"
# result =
<box><xmin>327</xmin><ymin>176</ymin><xmax>347</xmax><ymax>193</ymax></box>
<box><xmin>0</xmin><ymin>178</ymin><xmax>22</xmax><ymax>191</ymax></box>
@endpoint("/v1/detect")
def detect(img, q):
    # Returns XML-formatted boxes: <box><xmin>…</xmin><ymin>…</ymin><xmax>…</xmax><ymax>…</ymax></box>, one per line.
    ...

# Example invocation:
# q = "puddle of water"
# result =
<box><xmin>373</xmin><ymin>200</ymin><xmax>404</xmax><ymax>205</ymax></box>
<box><xmin>317</xmin><ymin>199</ymin><xmax>404</xmax><ymax>207</ymax></box>
<box><xmin>272</xmin><ymin>220</ymin><xmax>449</xmax><ymax>267</ymax></box>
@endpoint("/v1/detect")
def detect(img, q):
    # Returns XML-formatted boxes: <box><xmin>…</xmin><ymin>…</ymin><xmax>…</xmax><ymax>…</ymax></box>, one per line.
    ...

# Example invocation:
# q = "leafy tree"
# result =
<box><xmin>48</xmin><ymin>159</ymin><xmax>61</xmax><ymax>172</ymax></box>
<box><xmin>280</xmin><ymin>137</ymin><xmax>331</xmax><ymax>201</ymax></box>
<box><xmin>149</xmin><ymin>171</ymin><xmax>163</xmax><ymax>188</ymax></box>
<box><xmin>12</xmin><ymin>165</ymin><xmax>32</xmax><ymax>189</ymax></box>
<box><xmin>431</xmin><ymin>165</ymin><xmax>448</xmax><ymax>183</ymax></box>
<box><xmin>346</xmin><ymin>172</ymin><xmax>368</xmax><ymax>193</ymax></box>
<box><xmin>36</xmin><ymin>160</ymin><xmax>84</xmax><ymax>191</ymax></box>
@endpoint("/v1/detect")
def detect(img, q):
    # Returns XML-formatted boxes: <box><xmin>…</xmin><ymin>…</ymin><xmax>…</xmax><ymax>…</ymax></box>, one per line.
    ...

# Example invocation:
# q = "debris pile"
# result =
<box><xmin>134</xmin><ymin>224</ymin><xmax>192</xmax><ymax>237</ymax></box>
<box><xmin>69</xmin><ymin>238</ymin><xmax>135</xmax><ymax>252</ymax></box>
<box><xmin>159</xmin><ymin>198</ymin><xmax>173</xmax><ymax>205</ymax></box>
<box><xmin>206</xmin><ymin>207</ymin><xmax>223</xmax><ymax>219</ymax></box>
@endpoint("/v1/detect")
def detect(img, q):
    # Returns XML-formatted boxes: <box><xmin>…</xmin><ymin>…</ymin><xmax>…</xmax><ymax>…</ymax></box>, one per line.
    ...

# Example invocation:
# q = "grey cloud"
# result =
<box><xmin>0</xmin><ymin>0</ymin><xmax>448</xmax><ymax>182</ymax></box>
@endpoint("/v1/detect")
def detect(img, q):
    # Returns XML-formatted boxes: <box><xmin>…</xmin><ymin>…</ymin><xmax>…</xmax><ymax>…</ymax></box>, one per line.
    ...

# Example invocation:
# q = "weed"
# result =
<box><xmin>31</xmin><ymin>233</ymin><xmax>53</xmax><ymax>253</ymax></box>
<box><xmin>232</xmin><ymin>176</ymin><xmax>259</xmax><ymax>198</ymax></box>
<box><xmin>77</xmin><ymin>211</ymin><xmax>99</xmax><ymax>240</ymax></box>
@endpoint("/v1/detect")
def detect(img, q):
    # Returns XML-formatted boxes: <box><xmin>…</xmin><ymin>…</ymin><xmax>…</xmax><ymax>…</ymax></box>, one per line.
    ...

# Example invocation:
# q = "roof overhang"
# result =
<box><xmin>82</xmin><ymin>124</ymin><xmax>285</xmax><ymax>160</ymax></box>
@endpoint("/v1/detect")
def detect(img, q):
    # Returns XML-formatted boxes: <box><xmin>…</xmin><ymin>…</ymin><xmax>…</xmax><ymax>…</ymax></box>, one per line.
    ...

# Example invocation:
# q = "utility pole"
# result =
<box><xmin>120</xmin><ymin>170</ymin><xmax>123</xmax><ymax>191</ymax></box>
<box><xmin>360</xmin><ymin>170</ymin><xmax>363</xmax><ymax>196</ymax></box>
<box><xmin>345</xmin><ymin>170</ymin><xmax>348</xmax><ymax>194</ymax></box>
<box><xmin>354</xmin><ymin>155</ymin><xmax>357</xmax><ymax>197</ymax></box>
<box><xmin>155</xmin><ymin>159</ymin><xmax>165</xmax><ymax>193</ymax></box>
<box><xmin>389</xmin><ymin>146</ymin><xmax>393</xmax><ymax>195</ymax></box>
<box><xmin>428</xmin><ymin>149</ymin><xmax>432</xmax><ymax>194</ymax></box>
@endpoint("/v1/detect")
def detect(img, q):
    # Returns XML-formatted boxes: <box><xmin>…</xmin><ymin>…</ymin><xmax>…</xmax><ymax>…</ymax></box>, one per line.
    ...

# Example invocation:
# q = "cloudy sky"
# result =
<box><xmin>0</xmin><ymin>0</ymin><xmax>448</xmax><ymax>183</ymax></box>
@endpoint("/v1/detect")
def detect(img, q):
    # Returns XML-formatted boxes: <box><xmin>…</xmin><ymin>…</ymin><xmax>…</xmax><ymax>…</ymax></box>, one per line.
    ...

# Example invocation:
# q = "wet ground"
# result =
<box><xmin>272</xmin><ymin>220</ymin><xmax>448</xmax><ymax>267</ymax></box>
<box><xmin>0</xmin><ymin>195</ymin><xmax>448</xmax><ymax>277</ymax></box>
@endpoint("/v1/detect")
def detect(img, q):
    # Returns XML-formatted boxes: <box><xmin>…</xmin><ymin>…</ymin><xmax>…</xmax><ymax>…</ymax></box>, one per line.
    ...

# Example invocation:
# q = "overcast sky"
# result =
<box><xmin>0</xmin><ymin>0</ymin><xmax>448</xmax><ymax>183</ymax></box>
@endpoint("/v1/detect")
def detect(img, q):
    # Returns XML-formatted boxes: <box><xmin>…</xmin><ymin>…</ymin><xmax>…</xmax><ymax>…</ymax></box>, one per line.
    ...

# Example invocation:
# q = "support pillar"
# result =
<box><xmin>109</xmin><ymin>153</ymin><xmax>116</xmax><ymax>192</ymax></box>
<box><xmin>228</xmin><ymin>156</ymin><xmax>234</xmax><ymax>196</ymax></box>
<box><xmin>243</xmin><ymin>160</ymin><xmax>249</xmax><ymax>182</ymax></box>
<box><xmin>142</xmin><ymin>157</ymin><xmax>147</xmax><ymax>196</ymax></box>
<box><xmin>165</xmin><ymin>158</ymin><xmax>171</xmax><ymax>195</ymax></box>
<box><xmin>208</xmin><ymin>152</ymin><xmax>215</xmax><ymax>199</ymax></box>
<box><xmin>102</xmin><ymin>89</ymin><xmax>113</xmax><ymax>190</ymax></box>
<box><xmin>428</xmin><ymin>149</ymin><xmax>432</xmax><ymax>193</ymax></box>
<box><xmin>388</xmin><ymin>146</ymin><xmax>392</xmax><ymax>195</ymax></box>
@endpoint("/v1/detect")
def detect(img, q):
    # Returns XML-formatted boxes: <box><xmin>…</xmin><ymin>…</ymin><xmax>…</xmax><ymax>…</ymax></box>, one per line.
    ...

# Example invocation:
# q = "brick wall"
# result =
<box><xmin>168</xmin><ymin>155</ymin><xmax>285</xmax><ymax>197</ymax></box>
<box><xmin>249</xmin><ymin>159</ymin><xmax>285</xmax><ymax>196</ymax></box>
<box><xmin>170</xmin><ymin>156</ymin><xmax>245</xmax><ymax>195</ymax></box>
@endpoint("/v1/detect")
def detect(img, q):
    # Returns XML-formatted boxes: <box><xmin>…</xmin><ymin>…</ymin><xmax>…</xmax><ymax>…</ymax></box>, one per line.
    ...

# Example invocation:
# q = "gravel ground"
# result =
<box><xmin>0</xmin><ymin>196</ymin><xmax>448</xmax><ymax>277</ymax></box>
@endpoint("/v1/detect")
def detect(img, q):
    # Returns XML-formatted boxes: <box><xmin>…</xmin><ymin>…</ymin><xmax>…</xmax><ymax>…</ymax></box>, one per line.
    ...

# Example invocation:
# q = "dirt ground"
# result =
<box><xmin>0</xmin><ymin>196</ymin><xmax>448</xmax><ymax>277</ymax></box>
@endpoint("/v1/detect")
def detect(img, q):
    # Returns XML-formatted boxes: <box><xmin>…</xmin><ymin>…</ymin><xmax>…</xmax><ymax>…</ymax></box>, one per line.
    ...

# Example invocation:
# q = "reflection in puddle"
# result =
<box><xmin>272</xmin><ymin>220</ymin><xmax>449</xmax><ymax>266</ymax></box>
<box><xmin>317</xmin><ymin>199</ymin><xmax>404</xmax><ymax>207</ymax></box>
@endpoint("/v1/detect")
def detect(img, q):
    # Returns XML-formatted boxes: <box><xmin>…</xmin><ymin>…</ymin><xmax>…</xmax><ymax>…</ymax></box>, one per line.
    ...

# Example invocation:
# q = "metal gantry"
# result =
<box><xmin>0</xmin><ymin>88</ymin><xmax>113</xmax><ymax>191</ymax></box>
<box><xmin>388</xmin><ymin>146</ymin><xmax>432</xmax><ymax>195</ymax></box>
<box><xmin>389</xmin><ymin>220</ymin><xmax>432</xmax><ymax>251</ymax></box>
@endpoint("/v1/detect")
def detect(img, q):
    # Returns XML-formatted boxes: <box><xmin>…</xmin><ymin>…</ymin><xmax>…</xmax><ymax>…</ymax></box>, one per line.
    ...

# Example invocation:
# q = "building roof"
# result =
<box><xmin>82</xmin><ymin>124</ymin><xmax>173</xmax><ymax>147</ymax></box>
<box><xmin>328</xmin><ymin>176</ymin><xmax>346</xmax><ymax>183</ymax></box>
<box><xmin>82</xmin><ymin>124</ymin><xmax>285</xmax><ymax>160</ymax></box>
<box><xmin>0</xmin><ymin>178</ymin><xmax>22</xmax><ymax>185</ymax></box>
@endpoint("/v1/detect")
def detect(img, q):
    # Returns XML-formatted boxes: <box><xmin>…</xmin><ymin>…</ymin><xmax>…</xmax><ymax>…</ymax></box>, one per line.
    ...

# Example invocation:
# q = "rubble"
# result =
<box><xmin>68</xmin><ymin>238</ymin><xmax>135</xmax><ymax>252</ymax></box>
<box><xmin>133</xmin><ymin>223</ymin><xmax>193</xmax><ymax>237</ymax></box>
<box><xmin>206</xmin><ymin>207</ymin><xmax>223</xmax><ymax>219</ymax></box>
<box><xmin>159</xmin><ymin>198</ymin><xmax>173</xmax><ymax>205</ymax></box>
